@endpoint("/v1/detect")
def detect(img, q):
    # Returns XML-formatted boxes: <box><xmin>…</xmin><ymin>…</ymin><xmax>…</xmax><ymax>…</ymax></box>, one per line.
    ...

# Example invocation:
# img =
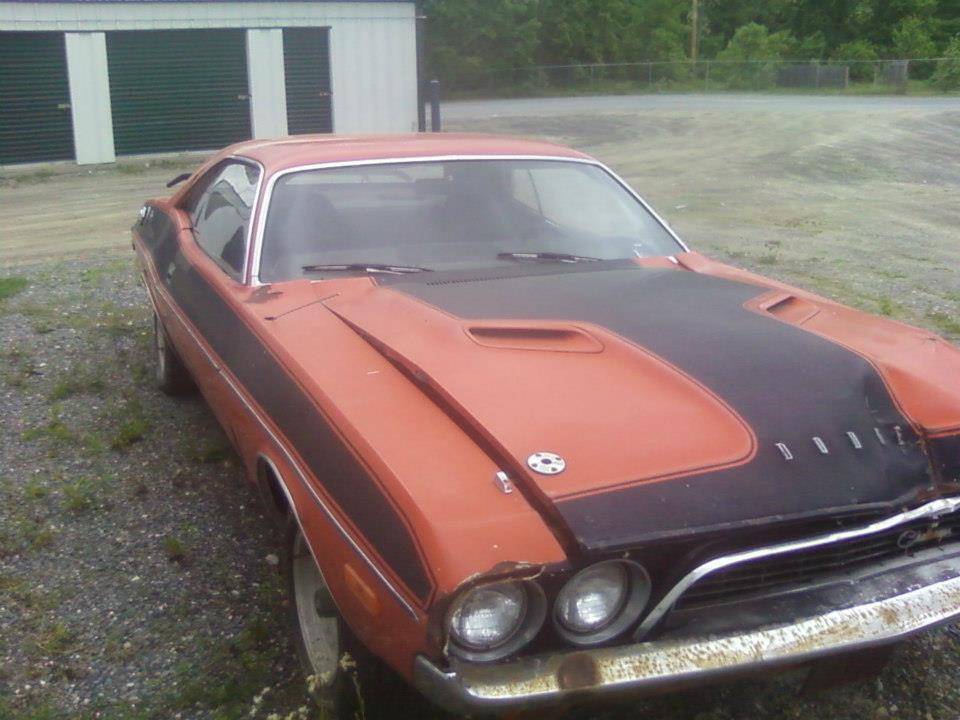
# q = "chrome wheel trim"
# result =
<box><xmin>154</xmin><ymin>315</ymin><xmax>167</xmax><ymax>382</ymax></box>
<box><xmin>292</xmin><ymin>532</ymin><xmax>341</xmax><ymax>685</ymax></box>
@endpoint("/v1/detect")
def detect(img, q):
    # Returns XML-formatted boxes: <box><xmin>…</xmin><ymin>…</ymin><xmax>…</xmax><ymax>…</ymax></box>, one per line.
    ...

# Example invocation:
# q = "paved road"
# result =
<box><xmin>444</xmin><ymin>92</ymin><xmax>960</xmax><ymax>119</ymax></box>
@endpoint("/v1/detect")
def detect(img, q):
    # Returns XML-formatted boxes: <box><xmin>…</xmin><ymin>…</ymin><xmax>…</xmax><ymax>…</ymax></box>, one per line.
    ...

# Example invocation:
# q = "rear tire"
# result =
<box><xmin>153</xmin><ymin>312</ymin><xmax>194</xmax><ymax>396</ymax></box>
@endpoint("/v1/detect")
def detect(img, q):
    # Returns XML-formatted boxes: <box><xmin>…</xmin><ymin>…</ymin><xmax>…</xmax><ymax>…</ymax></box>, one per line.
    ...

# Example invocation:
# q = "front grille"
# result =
<box><xmin>675</xmin><ymin>509</ymin><xmax>960</xmax><ymax>608</ymax></box>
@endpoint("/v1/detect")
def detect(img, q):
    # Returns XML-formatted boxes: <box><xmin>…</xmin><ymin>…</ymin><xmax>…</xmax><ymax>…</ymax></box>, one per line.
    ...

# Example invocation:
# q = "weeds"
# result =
<box><xmin>23</xmin><ymin>477</ymin><xmax>49</xmax><ymax>500</ymax></box>
<box><xmin>0</xmin><ymin>518</ymin><xmax>55</xmax><ymax>557</ymax></box>
<box><xmin>22</xmin><ymin>409</ymin><xmax>79</xmax><ymax>446</ymax></box>
<box><xmin>0</xmin><ymin>276</ymin><xmax>29</xmax><ymax>302</ymax></box>
<box><xmin>31</xmin><ymin>621</ymin><xmax>77</xmax><ymax>657</ymax></box>
<box><xmin>162</xmin><ymin>536</ymin><xmax>187</xmax><ymax>563</ymax></box>
<box><xmin>187</xmin><ymin>436</ymin><xmax>234</xmax><ymax>465</ymax></box>
<box><xmin>109</xmin><ymin>398</ymin><xmax>149</xmax><ymax>451</ymax></box>
<box><xmin>928</xmin><ymin>311</ymin><xmax>960</xmax><ymax>336</ymax></box>
<box><xmin>878</xmin><ymin>296</ymin><xmax>896</xmax><ymax>316</ymax></box>
<box><xmin>62</xmin><ymin>477</ymin><xmax>98</xmax><ymax>513</ymax></box>
<box><xmin>49</xmin><ymin>365</ymin><xmax>107</xmax><ymax>401</ymax></box>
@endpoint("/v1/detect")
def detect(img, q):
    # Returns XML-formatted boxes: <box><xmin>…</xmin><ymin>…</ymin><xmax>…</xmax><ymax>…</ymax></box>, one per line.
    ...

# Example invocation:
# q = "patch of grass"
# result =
<box><xmin>109</xmin><ymin>397</ymin><xmax>150</xmax><ymax>451</ymax></box>
<box><xmin>2</xmin><ymin>346</ymin><xmax>37</xmax><ymax>388</ymax></box>
<box><xmin>186</xmin><ymin>437</ymin><xmax>234</xmax><ymax>465</ymax></box>
<box><xmin>0</xmin><ymin>518</ymin><xmax>55</xmax><ymax>557</ymax></box>
<box><xmin>878</xmin><ymin>296</ymin><xmax>896</xmax><ymax>317</ymax></box>
<box><xmin>21</xmin><ymin>412</ymin><xmax>79</xmax><ymax>446</ymax></box>
<box><xmin>161</xmin><ymin>536</ymin><xmax>187</xmax><ymax>563</ymax></box>
<box><xmin>30</xmin><ymin>620</ymin><xmax>77</xmax><ymax>657</ymax></box>
<box><xmin>928</xmin><ymin>311</ymin><xmax>960</xmax><ymax>336</ymax></box>
<box><xmin>79</xmin><ymin>260</ymin><xmax>129</xmax><ymax>284</ymax></box>
<box><xmin>49</xmin><ymin>366</ymin><xmax>107</xmax><ymax>401</ymax></box>
<box><xmin>756</xmin><ymin>252</ymin><xmax>779</xmax><ymax>266</ymax></box>
<box><xmin>62</xmin><ymin>477</ymin><xmax>98</xmax><ymax>513</ymax></box>
<box><xmin>111</xmin><ymin>418</ymin><xmax>149</xmax><ymax>451</ymax></box>
<box><xmin>3</xmin><ymin>168</ymin><xmax>56</xmax><ymax>186</ymax></box>
<box><xmin>23</xmin><ymin>477</ymin><xmax>49</xmax><ymax>500</ymax></box>
<box><xmin>0</xmin><ymin>276</ymin><xmax>29</xmax><ymax>302</ymax></box>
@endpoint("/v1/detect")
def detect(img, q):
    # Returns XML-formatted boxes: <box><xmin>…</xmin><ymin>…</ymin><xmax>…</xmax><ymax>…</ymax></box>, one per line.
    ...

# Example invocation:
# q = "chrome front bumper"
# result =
<box><xmin>414</xmin><ymin>573</ymin><xmax>960</xmax><ymax>715</ymax></box>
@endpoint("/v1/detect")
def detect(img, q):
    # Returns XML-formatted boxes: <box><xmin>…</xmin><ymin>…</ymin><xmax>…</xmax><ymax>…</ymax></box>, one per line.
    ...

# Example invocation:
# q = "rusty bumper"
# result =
<box><xmin>414</xmin><ymin>573</ymin><xmax>960</xmax><ymax>715</ymax></box>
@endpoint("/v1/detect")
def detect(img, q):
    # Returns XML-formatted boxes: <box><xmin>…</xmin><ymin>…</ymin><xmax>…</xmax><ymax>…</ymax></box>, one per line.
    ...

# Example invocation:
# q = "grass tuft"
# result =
<box><xmin>62</xmin><ymin>477</ymin><xmax>97</xmax><ymax>513</ymax></box>
<box><xmin>928</xmin><ymin>311</ymin><xmax>960</xmax><ymax>336</ymax></box>
<box><xmin>109</xmin><ymin>398</ymin><xmax>150</xmax><ymax>451</ymax></box>
<box><xmin>0</xmin><ymin>277</ymin><xmax>29</xmax><ymax>302</ymax></box>
<box><xmin>161</xmin><ymin>536</ymin><xmax>187</xmax><ymax>563</ymax></box>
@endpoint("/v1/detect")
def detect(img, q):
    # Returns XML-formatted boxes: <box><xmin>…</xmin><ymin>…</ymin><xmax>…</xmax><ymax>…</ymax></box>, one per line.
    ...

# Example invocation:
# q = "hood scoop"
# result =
<box><xmin>465</xmin><ymin>323</ymin><xmax>604</xmax><ymax>353</ymax></box>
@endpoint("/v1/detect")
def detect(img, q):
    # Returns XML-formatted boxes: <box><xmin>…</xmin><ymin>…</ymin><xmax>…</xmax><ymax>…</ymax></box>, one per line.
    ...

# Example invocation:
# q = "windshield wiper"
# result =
<box><xmin>498</xmin><ymin>251</ymin><xmax>602</xmax><ymax>264</ymax></box>
<box><xmin>302</xmin><ymin>263</ymin><xmax>432</xmax><ymax>275</ymax></box>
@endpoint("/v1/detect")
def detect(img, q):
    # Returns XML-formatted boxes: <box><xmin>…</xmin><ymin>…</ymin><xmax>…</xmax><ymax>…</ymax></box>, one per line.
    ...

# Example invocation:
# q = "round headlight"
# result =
<box><xmin>556</xmin><ymin>562</ymin><xmax>627</xmax><ymax>633</ymax></box>
<box><xmin>554</xmin><ymin>561</ymin><xmax>651</xmax><ymax>645</ymax></box>
<box><xmin>447</xmin><ymin>580</ymin><xmax>547</xmax><ymax>662</ymax></box>
<box><xmin>449</xmin><ymin>582</ymin><xmax>526</xmax><ymax>650</ymax></box>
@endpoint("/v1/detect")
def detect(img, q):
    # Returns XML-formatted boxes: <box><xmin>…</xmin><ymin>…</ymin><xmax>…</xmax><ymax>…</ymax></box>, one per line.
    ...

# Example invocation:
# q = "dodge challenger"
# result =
<box><xmin>132</xmin><ymin>134</ymin><xmax>960</xmax><ymax>716</ymax></box>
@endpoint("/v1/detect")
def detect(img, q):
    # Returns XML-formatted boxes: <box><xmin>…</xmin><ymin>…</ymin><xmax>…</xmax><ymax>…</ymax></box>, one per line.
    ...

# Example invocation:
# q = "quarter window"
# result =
<box><xmin>187</xmin><ymin>161</ymin><xmax>259</xmax><ymax>279</ymax></box>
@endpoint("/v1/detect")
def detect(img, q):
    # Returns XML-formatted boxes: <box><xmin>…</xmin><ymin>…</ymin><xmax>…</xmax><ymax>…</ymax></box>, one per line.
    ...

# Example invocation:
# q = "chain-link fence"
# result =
<box><xmin>442</xmin><ymin>58</ymin><xmax>952</xmax><ymax>98</ymax></box>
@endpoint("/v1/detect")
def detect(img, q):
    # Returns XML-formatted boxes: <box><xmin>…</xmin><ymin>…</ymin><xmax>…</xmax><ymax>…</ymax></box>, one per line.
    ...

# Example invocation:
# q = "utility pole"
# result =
<box><xmin>690</xmin><ymin>0</ymin><xmax>700</xmax><ymax>63</ymax></box>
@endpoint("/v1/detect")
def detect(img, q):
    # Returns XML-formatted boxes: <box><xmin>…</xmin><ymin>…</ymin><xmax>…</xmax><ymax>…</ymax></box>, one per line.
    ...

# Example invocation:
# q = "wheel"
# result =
<box><xmin>153</xmin><ymin>312</ymin><xmax>194</xmax><ymax>396</ymax></box>
<box><xmin>286</xmin><ymin>525</ymin><xmax>353</xmax><ymax>717</ymax></box>
<box><xmin>285</xmin><ymin>525</ymin><xmax>453</xmax><ymax>719</ymax></box>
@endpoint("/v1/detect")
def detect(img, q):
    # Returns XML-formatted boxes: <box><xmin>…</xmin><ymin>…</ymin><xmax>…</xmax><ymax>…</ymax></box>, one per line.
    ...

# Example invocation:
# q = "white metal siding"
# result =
<box><xmin>64</xmin><ymin>31</ymin><xmax>116</xmax><ymax>163</ymax></box>
<box><xmin>0</xmin><ymin>2</ymin><xmax>419</xmax><ymax>135</ymax></box>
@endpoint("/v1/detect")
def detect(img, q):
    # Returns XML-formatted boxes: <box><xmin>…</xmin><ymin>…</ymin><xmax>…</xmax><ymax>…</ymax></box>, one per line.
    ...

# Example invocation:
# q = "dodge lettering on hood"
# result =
<box><xmin>133</xmin><ymin>134</ymin><xmax>960</xmax><ymax>715</ymax></box>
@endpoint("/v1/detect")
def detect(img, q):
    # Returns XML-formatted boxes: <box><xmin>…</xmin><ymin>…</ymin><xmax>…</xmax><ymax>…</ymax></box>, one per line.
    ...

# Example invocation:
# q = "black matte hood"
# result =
<box><xmin>355</xmin><ymin>261</ymin><xmax>934</xmax><ymax>549</ymax></box>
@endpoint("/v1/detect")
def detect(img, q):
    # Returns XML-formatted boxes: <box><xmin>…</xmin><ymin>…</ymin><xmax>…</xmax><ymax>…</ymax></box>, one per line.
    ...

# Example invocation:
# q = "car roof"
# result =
<box><xmin>227</xmin><ymin>133</ymin><xmax>593</xmax><ymax>174</ymax></box>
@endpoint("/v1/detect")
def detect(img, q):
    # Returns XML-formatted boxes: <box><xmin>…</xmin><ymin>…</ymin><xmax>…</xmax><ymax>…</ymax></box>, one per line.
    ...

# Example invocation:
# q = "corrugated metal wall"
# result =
<box><xmin>0</xmin><ymin>31</ymin><xmax>74</xmax><ymax>164</ymax></box>
<box><xmin>283</xmin><ymin>27</ymin><xmax>333</xmax><ymax>135</ymax></box>
<box><xmin>106</xmin><ymin>29</ymin><xmax>251</xmax><ymax>155</ymax></box>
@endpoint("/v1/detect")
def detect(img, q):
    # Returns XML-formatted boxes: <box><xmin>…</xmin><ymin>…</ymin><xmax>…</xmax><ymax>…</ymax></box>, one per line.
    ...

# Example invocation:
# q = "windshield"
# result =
<box><xmin>258</xmin><ymin>159</ymin><xmax>682</xmax><ymax>282</ymax></box>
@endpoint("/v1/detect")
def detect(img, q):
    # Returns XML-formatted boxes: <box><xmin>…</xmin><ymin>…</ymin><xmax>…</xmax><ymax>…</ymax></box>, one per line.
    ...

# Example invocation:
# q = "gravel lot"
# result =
<box><xmin>1</xmin><ymin>95</ymin><xmax>959</xmax><ymax>719</ymax></box>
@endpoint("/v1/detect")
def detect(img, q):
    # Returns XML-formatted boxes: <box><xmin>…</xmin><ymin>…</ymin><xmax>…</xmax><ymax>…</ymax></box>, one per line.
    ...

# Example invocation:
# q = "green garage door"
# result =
<box><xmin>283</xmin><ymin>27</ymin><xmax>333</xmax><ymax>135</ymax></box>
<box><xmin>106</xmin><ymin>30</ymin><xmax>251</xmax><ymax>155</ymax></box>
<box><xmin>0</xmin><ymin>32</ymin><xmax>74</xmax><ymax>165</ymax></box>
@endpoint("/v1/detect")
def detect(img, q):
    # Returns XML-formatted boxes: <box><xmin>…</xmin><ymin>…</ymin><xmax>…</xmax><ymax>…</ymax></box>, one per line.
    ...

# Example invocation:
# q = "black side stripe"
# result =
<box><xmin>139</xmin><ymin>211</ymin><xmax>433</xmax><ymax>603</ymax></box>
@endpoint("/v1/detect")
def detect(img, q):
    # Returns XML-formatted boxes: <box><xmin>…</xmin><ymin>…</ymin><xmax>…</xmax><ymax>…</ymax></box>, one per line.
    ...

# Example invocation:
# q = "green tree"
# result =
<box><xmin>893</xmin><ymin>15</ymin><xmax>939</xmax><ymax>78</ymax></box>
<box><xmin>536</xmin><ymin>0</ymin><xmax>687</xmax><ymax>65</ymax></box>
<box><xmin>796</xmin><ymin>31</ymin><xmax>828</xmax><ymax>60</ymax></box>
<box><xmin>423</xmin><ymin>0</ymin><xmax>540</xmax><ymax>91</ymax></box>
<box><xmin>715</xmin><ymin>22</ymin><xmax>794</xmax><ymax>88</ymax></box>
<box><xmin>833</xmin><ymin>39</ymin><xmax>879</xmax><ymax>81</ymax></box>
<box><xmin>892</xmin><ymin>16</ymin><xmax>939</xmax><ymax>57</ymax></box>
<box><xmin>932</xmin><ymin>35</ymin><xmax>960</xmax><ymax>89</ymax></box>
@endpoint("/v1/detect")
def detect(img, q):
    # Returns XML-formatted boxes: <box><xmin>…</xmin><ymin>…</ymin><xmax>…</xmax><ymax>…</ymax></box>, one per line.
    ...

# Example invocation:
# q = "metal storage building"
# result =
<box><xmin>0</xmin><ymin>1</ymin><xmax>421</xmax><ymax>165</ymax></box>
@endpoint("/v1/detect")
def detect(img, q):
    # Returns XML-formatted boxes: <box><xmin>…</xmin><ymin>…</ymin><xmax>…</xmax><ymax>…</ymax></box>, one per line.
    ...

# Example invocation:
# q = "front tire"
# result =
<box><xmin>286</xmin><ymin>525</ymin><xmax>353</xmax><ymax>717</ymax></box>
<box><xmin>153</xmin><ymin>313</ymin><xmax>194</xmax><ymax>396</ymax></box>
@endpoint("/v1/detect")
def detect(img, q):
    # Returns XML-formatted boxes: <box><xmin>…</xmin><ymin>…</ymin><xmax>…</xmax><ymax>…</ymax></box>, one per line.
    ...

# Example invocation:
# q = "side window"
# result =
<box><xmin>185</xmin><ymin>161</ymin><xmax>260</xmax><ymax>279</ymax></box>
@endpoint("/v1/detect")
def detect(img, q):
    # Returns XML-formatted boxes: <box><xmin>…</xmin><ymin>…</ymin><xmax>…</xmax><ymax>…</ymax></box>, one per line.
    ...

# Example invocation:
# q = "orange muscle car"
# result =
<box><xmin>133</xmin><ymin>134</ymin><xmax>960</xmax><ymax>715</ymax></box>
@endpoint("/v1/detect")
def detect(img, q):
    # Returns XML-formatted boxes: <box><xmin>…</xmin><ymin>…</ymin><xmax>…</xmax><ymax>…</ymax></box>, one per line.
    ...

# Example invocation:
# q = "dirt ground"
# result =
<box><xmin>1</xmin><ymin>96</ymin><xmax>960</xmax><ymax>719</ymax></box>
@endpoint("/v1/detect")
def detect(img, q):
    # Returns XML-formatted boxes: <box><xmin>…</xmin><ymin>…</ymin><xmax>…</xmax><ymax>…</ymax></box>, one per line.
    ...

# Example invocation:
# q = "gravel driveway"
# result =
<box><xmin>2</xmin><ymin>94</ymin><xmax>960</xmax><ymax>719</ymax></box>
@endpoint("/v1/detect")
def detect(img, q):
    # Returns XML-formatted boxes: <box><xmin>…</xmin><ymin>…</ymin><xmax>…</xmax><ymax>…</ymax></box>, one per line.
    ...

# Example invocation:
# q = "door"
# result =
<box><xmin>283</xmin><ymin>27</ymin><xmax>333</xmax><ymax>135</ymax></box>
<box><xmin>106</xmin><ymin>29</ymin><xmax>251</xmax><ymax>155</ymax></box>
<box><xmin>0</xmin><ymin>32</ymin><xmax>74</xmax><ymax>165</ymax></box>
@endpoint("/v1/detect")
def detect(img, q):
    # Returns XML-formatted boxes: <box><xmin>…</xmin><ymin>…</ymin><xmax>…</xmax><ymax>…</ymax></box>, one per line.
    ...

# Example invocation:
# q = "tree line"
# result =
<box><xmin>423</xmin><ymin>0</ymin><xmax>960</xmax><ymax>90</ymax></box>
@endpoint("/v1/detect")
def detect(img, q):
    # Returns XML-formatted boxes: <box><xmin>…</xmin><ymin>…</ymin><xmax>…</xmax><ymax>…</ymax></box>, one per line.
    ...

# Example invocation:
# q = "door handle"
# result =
<box><xmin>56</xmin><ymin>102</ymin><xmax>71</xmax><ymax>110</ymax></box>
<box><xmin>237</xmin><ymin>94</ymin><xmax>250</xmax><ymax>101</ymax></box>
